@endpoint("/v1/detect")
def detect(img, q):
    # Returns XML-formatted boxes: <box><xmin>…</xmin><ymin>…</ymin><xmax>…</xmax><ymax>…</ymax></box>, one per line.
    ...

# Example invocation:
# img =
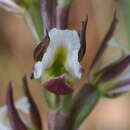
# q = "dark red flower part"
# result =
<box><xmin>56</xmin><ymin>3</ymin><xmax>71</xmax><ymax>29</ymax></box>
<box><xmin>90</xmin><ymin>11</ymin><xmax>117</xmax><ymax>69</ymax></box>
<box><xmin>78</xmin><ymin>16</ymin><xmax>88</xmax><ymax>61</ymax></box>
<box><xmin>6</xmin><ymin>82</ymin><xmax>27</xmax><ymax>130</ymax></box>
<box><xmin>42</xmin><ymin>75</ymin><xmax>73</xmax><ymax>95</ymax></box>
<box><xmin>40</xmin><ymin>0</ymin><xmax>57</xmax><ymax>34</ymax></box>
<box><xmin>99</xmin><ymin>55</ymin><xmax>130</xmax><ymax>82</ymax></box>
<box><xmin>33</xmin><ymin>32</ymin><xmax>50</xmax><ymax>61</ymax></box>
<box><xmin>22</xmin><ymin>75</ymin><xmax>42</xmax><ymax>130</ymax></box>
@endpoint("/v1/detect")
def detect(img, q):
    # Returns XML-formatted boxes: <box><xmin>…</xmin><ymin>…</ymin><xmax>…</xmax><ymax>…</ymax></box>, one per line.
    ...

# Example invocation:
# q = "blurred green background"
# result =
<box><xmin>0</xmin><ymin>0</ymin><xmax>130</xmax><ymax>129</ymax></box>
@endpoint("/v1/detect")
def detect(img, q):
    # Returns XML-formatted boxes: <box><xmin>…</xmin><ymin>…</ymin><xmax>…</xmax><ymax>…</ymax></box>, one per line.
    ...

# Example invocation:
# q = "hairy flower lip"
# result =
<box><xmin>42</xmin><ymin>75</ymin><xmax>73</xmax><ymax>95</ymax></box>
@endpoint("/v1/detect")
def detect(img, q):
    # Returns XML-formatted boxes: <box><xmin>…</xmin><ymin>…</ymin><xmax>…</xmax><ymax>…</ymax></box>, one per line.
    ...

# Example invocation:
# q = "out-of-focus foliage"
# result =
<box><xmin>118</xmin><ymin>0</ymin><xmax>130</xmax><ymax>49</ymax></box>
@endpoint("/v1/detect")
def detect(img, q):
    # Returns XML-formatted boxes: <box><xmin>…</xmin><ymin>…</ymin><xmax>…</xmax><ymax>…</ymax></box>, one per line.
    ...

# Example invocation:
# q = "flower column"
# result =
<box><xmin>33</xmin><ymin>0</ymin><xmax>86</xmax><ymax>129</ymax></box>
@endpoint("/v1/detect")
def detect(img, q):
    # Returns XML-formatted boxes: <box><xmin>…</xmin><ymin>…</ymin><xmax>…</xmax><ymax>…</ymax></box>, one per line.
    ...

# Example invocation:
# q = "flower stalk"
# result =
<box><xmin>48</xmin><ymin>111</ymin><xmax>68</xmax><ymax>130</ymax></box>
<box><xmin>2</xmin><ymin>0</ymin><xmax>130</xmax><ymax>130</ymax></box>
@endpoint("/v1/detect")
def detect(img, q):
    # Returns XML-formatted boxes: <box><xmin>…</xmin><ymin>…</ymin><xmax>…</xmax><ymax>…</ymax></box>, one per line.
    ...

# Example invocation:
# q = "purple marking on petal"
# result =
<box><xmin>22</xmin><ymin>75</ymin><xmax>42</xmax><ymax>130</ymax></box>
<box><xmin>100</xmin><ymin>55</ymin><xmax>130</xmax><ymax>82</ymax></box>
<box><xmin>6</xmin><ymin>82</ymin><xmax>27</xmax><ymax>130</ymax></box>
<box><xmin>33</xmin><ymin>33</ymin><xmax>50</xmax><ymax>61</ymax></box>
<box><xmin>90</xmin><ymin>11</ymin><xmax>117</xmax><ymax>69</ymax></box>
<box><xmin>42</xmin><ymin>75</ymin><xmax>73</xmax><ymax>95</ymax></box>
<box><xmin>78</xmin><ymin>16</ymin><xmax>88</xmax><ymax>61</ymax></box>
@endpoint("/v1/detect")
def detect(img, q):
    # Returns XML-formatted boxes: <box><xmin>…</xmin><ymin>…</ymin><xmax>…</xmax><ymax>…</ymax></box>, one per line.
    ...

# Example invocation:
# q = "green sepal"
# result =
<box><xmin>68</xmin><ymin>84</ymin><xmax>100</xmax><ymax>130</ymax></box>
<box><xmin>20</xmin><ymin>1</ymin><xmax>43</xmax><ymax>41</ymax></box>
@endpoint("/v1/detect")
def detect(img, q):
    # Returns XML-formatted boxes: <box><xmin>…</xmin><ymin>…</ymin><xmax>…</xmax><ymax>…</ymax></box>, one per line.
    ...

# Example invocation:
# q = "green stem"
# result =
<box><xmin>48</xmin><ymin>111</ymin><xmax>68</xmax><ymax>130</ymax></box>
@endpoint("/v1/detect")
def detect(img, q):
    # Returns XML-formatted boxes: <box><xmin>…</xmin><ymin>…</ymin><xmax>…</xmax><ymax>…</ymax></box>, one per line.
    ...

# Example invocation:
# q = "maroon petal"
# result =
<box><xmin>78</xmin><ymin>16</ymin><xmax>88</xmax><ymax>61</ymax></box>
<box><xmin>33</xmin><ymin>32</ymin><xmax>50</xmax><ymax>61</ymax></box>
<box><xmin>6</xmin><ymin>82</ymin><xmax>27</xmax><ymax>130</ymax></box>
<box><xmin>22</xmin><ymin>75</ymin><xmax>42</xmax><ymax>130</ymax></box>
<box><xmin>42</xmin><ymin>75</ymin><xmax>73</xmax><ymax>95</ymax></box>
<box><xmin>100</xmin><ymin>55</ymin><xmax>130</xmax><ymax>82</ymax></box>
<box><xmin>40</xmin><ymin>0</ymin><xmax>56</xmax><ymax>34</ymax></box>
<box><xmin>90</xmin><ymin>11</ymin><xmax>117</xmax><ymax>69</ymax></box>
<box><xmin>56</xmin><ymin>3</ymin><xmax>71</xmax><ymax>29</ymax></box>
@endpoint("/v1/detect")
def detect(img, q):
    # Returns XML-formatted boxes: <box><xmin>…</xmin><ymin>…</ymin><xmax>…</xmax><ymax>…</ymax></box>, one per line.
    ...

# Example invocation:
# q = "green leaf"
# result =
<box><xmin>68</xmin><ymin>84</ymin><xmax>100</xmax><ymax>129</ymax></box>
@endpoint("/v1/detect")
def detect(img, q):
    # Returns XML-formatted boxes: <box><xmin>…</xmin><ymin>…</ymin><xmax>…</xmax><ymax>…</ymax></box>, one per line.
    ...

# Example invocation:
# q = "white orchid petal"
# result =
<box><xmin>34</xmin><ymin>61</ymin><xmax>43</xmax><ymax>79</ymax></box>
<box><xmin>0</xmin><ymin>0</ymin><xmax>24</xmax><ymax>14</ymax></box>
<box><xmin>34</xmin><ymin>28</ymin><xmax>82</xmax><ymax>79</ymax></box>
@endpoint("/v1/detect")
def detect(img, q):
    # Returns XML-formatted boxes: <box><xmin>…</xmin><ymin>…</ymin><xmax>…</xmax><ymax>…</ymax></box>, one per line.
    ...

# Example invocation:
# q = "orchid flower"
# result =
<box><xmin>0</xmin><ymin>76</ymin><xmax>42</xmax><ymax>130</ymax></box>
<box><xmin>33</xmin><ymin>28</ymin><xmax>84</xmax><ymax>95</ymax></box>
<box><xmin>0</xmin><ymin>0</ymin><xmax>43</xmax><ymax>41</ymax></box>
